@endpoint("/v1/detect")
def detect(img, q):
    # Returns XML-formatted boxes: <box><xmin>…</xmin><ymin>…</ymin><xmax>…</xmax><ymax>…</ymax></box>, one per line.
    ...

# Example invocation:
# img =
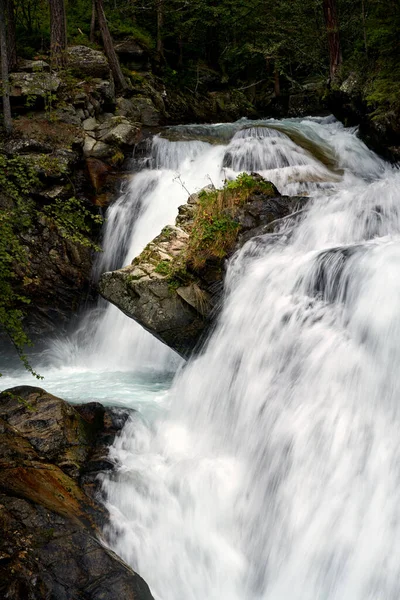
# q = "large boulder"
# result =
<box><xmin>116</xmin><ymin>97</ymin><xmax>160</xmax><ymax>126</ymax></box>
<box><xmin>17</xmin><ymin>59</ymin><xmax>50</xmax><ymax>73</ymax></box>
<box><xmin>67</xmin><ymin>45</ymin><xmax>111</xmax><ymax>80</ymax></box>
<box><xmin>99</xmin><ymin>175</ymin><xmax>307</xmax><ymax>357</ymax></box>
<box><xmin>99</xmin><ymin>119</ymin><xmax>142</xmax><ymax>147</ymax></box>
<box><xmin>9</xmin><ymin>72</ymin><xmax>61</xmax><ymax>98</ymax></box>
<box><xmin>0</xmin><ymin>386</ymin><xmax>153</xmax><ymax>600</ymax></box>
<box><xmin>82</xmin><ymin>115</ymin><xmax>142</xmax><ymax>159</ymax></box>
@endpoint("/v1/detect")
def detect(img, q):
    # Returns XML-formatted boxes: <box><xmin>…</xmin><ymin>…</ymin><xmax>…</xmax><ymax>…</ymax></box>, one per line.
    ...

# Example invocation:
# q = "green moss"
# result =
<box><xmin>155</xmin><ymin>256</ymin><xmax>193</xmax><ymax>287</ymax></box>
<box><xmin>110</xmin><ymin>150</ymin><xmax>125</xmax><ymax>166</ymax></box>
<box><xmin>168</xmin><ymin>279</ymin><xmax>181</xmax><ymax>292</ymax></box>
<box><xmin>161</xmin><ymin>225</ymin><xmax>175</xmax><ymax>239</ymax></box>
<box><xmin>126</xmin><ymin>274</ymin><xmax>142</xmax><ymax>283</ymax></box>
<box><xmin>155</xmin><ymin>260</ymin><xmax>172</xmax><ymax>275</ymax></box>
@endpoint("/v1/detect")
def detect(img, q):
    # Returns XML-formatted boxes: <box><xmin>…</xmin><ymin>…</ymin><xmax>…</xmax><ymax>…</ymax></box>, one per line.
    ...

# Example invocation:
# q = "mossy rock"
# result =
<box><xmin>99</xmin><ymin>173</ymin><xmax>307</xmax><ymax>357</ymax></box>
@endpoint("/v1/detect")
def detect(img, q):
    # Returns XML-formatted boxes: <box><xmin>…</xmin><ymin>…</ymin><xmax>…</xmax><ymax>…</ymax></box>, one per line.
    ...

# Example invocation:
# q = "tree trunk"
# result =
<box><xmin>361</xmin><ymin>0</ymin><xmax>368</xmax><ymax>56</ymax></box>
<box><xmin>49</xmin><ymin>0</ymin><xmax>67</xmax><ymax>68</ymax></box>
<box><xmin>323</xmin><ymin>0</ymin><xmax>342</xmax><ymax>80</ymax></box>
<box><xmin>95</xmin><ymin>0</ymin><xmax>127</xmax><ymax>91</ymax></box>
<box><xmin>90</xmin><ymin>0</ymin><xmax>96</xmax><ymax>43</ymax></box>
<box><xmin>6</xmin><ymin>0</ymin><xmax>17</xmax><ymax>71</ymax></box>
<box><xmin>274</xmin><ymin>68</ymin><xmax>280</xmax><ymax>97</ymax></box>
<box><xmin>0</xmin><ymin>0</ymin><xmax>12</xmax><ymax>134</ymax></box>
<box><xmin>156</xmin><ymin>0</ymin><xmax>164</xmax><ymax>64</ymax></box>
<box><xmin>178</xmin><ymin>34</ymin><xmax>183</xmax><ymax>68</ymax></box>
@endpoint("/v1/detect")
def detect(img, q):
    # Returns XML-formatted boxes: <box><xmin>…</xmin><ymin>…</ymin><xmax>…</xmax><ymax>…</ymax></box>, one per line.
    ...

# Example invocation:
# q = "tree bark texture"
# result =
<box><xmin>361</xmin><ymin>0</ymin><xmax>368</xmax><ymax>56</ymax></box>
<box><xmin>274</xmin><ymin>68</ymin><xmax>280</xmax><ymax>97</ymax></box>
<box><xmin>90</xmin><ymin>0</ymin><xmax>96</xmax><ymax>43</ymax></box>
<box><xmin>49</xmin><ymin>0</ymin><xmax>67</xmax><ymax>68</ymax></box>
<box><xmin>94</xmin><ymin>0</ymin><xmax>127</xmax><ymax>90</ymax></box>
<box><xmin>323</xmin><ymin>0</ymin><xmax>342</xmax><ymax>80</ymax></box>
<box><xmin>156</xmin><ymin>0</ymin><xmax>164</xmax><ymax>63</ymax></box>
<box><xmin>0</xmin><ymin>0</ymin><xmax>12</xmax><ymax>134</ymax></box>
<box><xmin>6</xmin><ymin>0</ymin><xmax>17</xmax><ymax>71</ymax></box>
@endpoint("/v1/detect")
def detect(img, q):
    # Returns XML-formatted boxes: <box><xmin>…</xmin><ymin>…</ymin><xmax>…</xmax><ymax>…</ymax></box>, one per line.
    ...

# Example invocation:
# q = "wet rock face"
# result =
<box><xmin>0</xmin><ymin>386</ymin><xmax>153</xmax><ymax>600</ymax></box>
<box><xmin>99</xmin><ymin>179</ymin><xmax>307</xmax><ymax>358</ymax></box>
<box><xmin>20</xmin><ymin>215</ymin><xmax>93</xmax><ymax>337</ymax></box>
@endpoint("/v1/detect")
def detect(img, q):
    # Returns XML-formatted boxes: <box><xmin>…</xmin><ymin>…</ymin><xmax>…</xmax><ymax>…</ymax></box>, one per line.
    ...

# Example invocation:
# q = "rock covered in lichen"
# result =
<box><xmin>9</xmin><ymin>72</ymin><xmax>61</xmax><ymax>98</ymax></box>
<box><xmin>67</xmin><ymin>45</ymin><xmax>112</xmax><ymax>80</ymax></box>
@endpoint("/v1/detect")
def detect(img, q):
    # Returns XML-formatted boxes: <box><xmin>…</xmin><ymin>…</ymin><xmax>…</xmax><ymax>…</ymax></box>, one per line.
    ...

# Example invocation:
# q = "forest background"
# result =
<box><xmin>1</xmin><ymin>0</ymin><xmax>400</xmax><ymax>112</ymax></box>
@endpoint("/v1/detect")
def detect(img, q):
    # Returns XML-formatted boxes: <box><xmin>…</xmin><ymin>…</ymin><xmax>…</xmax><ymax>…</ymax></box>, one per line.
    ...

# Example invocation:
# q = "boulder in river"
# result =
<box><xmin>0</xmin><ymin>386</ymin><xmax>153</xmax><ymax>600</ymax></box>
<box><xmin>99</xmin><ymin>174</ymin><xmax>307</xmax><ymax>358</ymax></box>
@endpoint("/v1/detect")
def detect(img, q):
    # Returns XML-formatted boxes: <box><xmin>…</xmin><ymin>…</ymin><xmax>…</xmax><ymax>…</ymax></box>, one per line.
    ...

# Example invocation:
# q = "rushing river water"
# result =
<box><xmin>2</xmin><ymin>115</ymin><xmax>400</xmax><ymax>599</ymax></box>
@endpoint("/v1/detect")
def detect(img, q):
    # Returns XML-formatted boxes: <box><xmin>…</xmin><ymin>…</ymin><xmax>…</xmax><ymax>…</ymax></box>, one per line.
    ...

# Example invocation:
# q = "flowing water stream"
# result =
<box><xmin>2</xmin><ymin>116</ymin><xmax>400</xmax><ymax>598</ymax></box>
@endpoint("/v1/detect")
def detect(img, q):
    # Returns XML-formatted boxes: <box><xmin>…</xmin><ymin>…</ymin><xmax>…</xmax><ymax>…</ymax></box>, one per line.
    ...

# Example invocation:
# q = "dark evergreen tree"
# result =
<box><xmin>156</xmin><ymin>0</ymin><xmax>165</xmax><ymax>64</ymax></box>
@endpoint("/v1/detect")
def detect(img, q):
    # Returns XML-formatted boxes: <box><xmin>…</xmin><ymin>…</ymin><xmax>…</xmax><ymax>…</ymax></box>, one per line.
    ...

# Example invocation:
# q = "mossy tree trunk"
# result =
<box><xmin>49</xmin><ymin>0</ymin><xmax>67</xmax><ymax>68</ymax></box>
<box><xmin>0</xmin><ymin>0</ymin><xmax>12</xmax><ymax>134</ymax></box>
<box><xmin>94</xmin><ymin>0</ymin><xmax>128</xmax><ymax>91</ymax></box>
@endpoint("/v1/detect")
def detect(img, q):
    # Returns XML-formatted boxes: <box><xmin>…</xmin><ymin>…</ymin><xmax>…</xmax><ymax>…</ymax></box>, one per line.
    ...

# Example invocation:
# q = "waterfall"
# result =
<box><xmin>2</xmin><ymin>115</ymin><xmax>397</xmax><ymax>596</ymax></box>
<box><xmin>46</xmin><ymin>136</ymin><xmax>229</xmax><ymax>373</ymax></box>
<box><xmin>101</xmin><ymin>118</ymin><xmax>400</xmax><ymax>599</ymax></box>
<box><xmin>47</xmin><ymin>119</ymin><xmax>340</xmax><ymax>373</ymax></box>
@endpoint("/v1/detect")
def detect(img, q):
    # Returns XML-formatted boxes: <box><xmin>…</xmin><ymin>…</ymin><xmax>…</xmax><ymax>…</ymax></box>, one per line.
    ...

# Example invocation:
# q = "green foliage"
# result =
<box><xmin>42</xmin><ymin>197</ymin><xmax>103</xmax><ymax>250</ymax></box>
<box><xmin>0</xmin><ymin>156</ymin><xmax>42</xmax><ymax>378</ymax></box>
<box><xmin>366</xmin><ymin>75</ymin><xmax>400</xmax><ymax>111</ymax></box>
<box><xmin>225</xmin><ymin>172</ymin><xmax>275</xmax><ymax>196</ymax></box>
<box><xmin>0</xmin><ymin>154</ymin><xmax>102</xmax><ymax>376</ymax></box>
<box><xmin>9</xmin><ymin>0</ymin><xmax>400</xmax><ymax>113</ymax></box>
<box><xmin>0</xmin><ymin>154</ymin><xmax>40</xmax><ymax>199</ymax></box>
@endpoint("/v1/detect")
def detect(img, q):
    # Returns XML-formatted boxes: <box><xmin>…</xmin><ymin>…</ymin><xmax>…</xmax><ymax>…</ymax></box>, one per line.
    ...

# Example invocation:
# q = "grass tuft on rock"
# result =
<box><xmin>186</xmin><ymin>173</ymin><xmax>276</xmax><ymax>269</ymax></box>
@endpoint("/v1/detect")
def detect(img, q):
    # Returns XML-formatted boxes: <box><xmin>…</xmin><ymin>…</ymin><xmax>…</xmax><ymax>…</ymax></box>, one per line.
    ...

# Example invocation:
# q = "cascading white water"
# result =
<box><xmin>44</xmin><ymin>121</ymin><xmax>334</xmax><ymax>375</ymax></box>
<box><xmin>43</xmin><ymin>137</ymin><xmax>230</xmax><ymax>374</ymax></box>
<box><xmin>2</xmin><ymin>115</ymin><xmax>398</xmax><ymax>597</ymax></box>
<box><xmin>100</xmin><ymin>118</ymin><xmax>400</xmax><ymax>600</ymax></box>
